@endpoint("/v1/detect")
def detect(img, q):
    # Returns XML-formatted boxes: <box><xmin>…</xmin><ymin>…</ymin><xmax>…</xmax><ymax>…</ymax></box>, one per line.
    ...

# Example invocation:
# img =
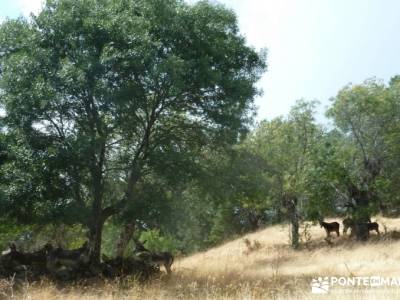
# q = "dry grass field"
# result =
<box><xmin>5</xmin><ymin>216</ymin><xmax>400</xmax><ymax>299</ymax></box>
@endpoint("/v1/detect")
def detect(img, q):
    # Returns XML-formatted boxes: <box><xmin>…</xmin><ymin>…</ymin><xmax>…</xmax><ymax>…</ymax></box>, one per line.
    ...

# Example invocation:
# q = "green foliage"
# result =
<box><xmin>207</xmin><ymin>204</ymin><xmax>237</xmax><ymax>246</ymax></box>
<box><xmin>0</xmin><ymin>221</ymin><xmax>86</xmax><ymax>251</ymax></box>
<box><xmin>101</xmin><ymin>222</ymin><xmax>121</xmax><ymax>257</ymax></box>
<box><xmin>247</xmin><ymin>100</ymin><xmax>321</xmax><ymax>215</ymax></box>
<box><xmin>303</xmin><ymin>131</ymin><xmax>347</xmax><ymax>219</ymax></box>
<box><xmin>139</xmin><ymin>229</ymin><xmax>180</xmax><ymax>254</ymax></box>
<box><xmin>0</xmin><ymin>220</ymin><xmax>30</xmax><ymax>251</ymax></box>
<box><xmin>327</xmin><ymin>78</ymin><xmax>400</xmax><ymax>213</ymax></box>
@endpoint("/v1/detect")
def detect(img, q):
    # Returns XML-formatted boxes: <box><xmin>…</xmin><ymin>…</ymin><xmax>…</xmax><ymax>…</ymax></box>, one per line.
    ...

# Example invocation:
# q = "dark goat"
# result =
<box><xmin>367</xmin><ymin>222</ymin><xmax>380</xmax><ymax>235</ymax></box>
<box><xmin>148</xmin><ymin>252</ymin><xmax>174</xmax><ymax>275</ymax></box>
<box><xmin>46</xmin><ymin>241</ymin><xmax>90</xmax><ymax>272</ymax></box>
<box><xmin>0</xmin><ymin>243</ymin><xmax>51</xmax><ymax>276</ymax></box>
<box><xmin>347</xmin><ymin>220</ymin><xmax>380</xmax><ymax>238</ymax></box>
<box><xmin>133</xmin><ymin>239</ymin><xmax>148</xmax><ymax>253</ymax></box>
<box><xmin>2</xmin><ymin>243</ymin><xmax>28</xmax><ymax>265</ymax></box>
<box><xmin>319</xmin><ymin>220</ymin><xmax>340</xmax><ymax>237</ymax></box>
<box><xmin>133</xmin><ymin>240</ymin><xmax>174</xmax><ymax>275</ymax></box>
<box><xmin>342</xmin><ymin>218</ymin><xmax>354</xmax><ymax>235</ymax></box>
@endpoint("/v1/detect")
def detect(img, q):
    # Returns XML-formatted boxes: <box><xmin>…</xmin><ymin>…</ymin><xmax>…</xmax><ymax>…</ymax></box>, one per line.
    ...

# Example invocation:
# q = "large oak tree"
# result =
<box><xmin>0</xmin><ymin>0</ymin><xmax>266</xmax><ymax>263</ymax></box>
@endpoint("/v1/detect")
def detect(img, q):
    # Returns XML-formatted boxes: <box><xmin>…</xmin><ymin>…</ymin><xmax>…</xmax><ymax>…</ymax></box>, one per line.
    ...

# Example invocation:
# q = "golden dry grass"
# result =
<box><xmin>7</xmin><ymin>216</ymin><xmax>400</xmax><ymax>299</ymax></box>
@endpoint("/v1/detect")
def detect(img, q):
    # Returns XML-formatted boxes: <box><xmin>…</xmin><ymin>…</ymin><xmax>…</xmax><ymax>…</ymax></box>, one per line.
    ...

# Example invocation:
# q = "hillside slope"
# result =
<box><xmin>17</xmin><ymin>216</ymin><xmax>400</xmax><ymax>299</ymax></box>
<box><xmin>174</xmin><ymin>216</ymin><xmax>400</xmax><ymax>299</ymax></box>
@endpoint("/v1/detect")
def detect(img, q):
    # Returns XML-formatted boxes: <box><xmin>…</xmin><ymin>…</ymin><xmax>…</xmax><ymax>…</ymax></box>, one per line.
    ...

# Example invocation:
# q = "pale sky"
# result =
<box><xmin>1</xmin><ymin>0</ymin><xmax>400</xmax><ymax>122</ymax></box>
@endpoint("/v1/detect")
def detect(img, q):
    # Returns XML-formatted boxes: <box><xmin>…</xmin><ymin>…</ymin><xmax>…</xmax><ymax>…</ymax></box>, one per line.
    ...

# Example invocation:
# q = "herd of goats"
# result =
<box><xmin>0</xmin><ymin>239</ymin><xmax>174</xmax><ymax>282</ymax></box>
<box><xmin>0</xmin><ymin>217</ymin><xmax>383</xmax><ymax>283</ymax></box>
<box><xmin>319</xmin><ymin>217</ymin><xmax>380</xmax><ymax>241</ymax></box>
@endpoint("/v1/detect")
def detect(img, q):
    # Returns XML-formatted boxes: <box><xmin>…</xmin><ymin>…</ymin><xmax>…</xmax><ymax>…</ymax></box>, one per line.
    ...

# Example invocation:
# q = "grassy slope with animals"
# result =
<box><xmin>6</xmin><ymin>216</ymin><xmax>400</xmax><ymax>299</ymax></box>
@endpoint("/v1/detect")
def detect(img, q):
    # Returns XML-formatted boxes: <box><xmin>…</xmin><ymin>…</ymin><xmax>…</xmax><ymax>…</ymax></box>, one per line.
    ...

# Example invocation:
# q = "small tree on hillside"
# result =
<box><xmin>248</xmin><ymin>100</ymin><xmax>321</xmax><ymax>249</ymax></box>
<box><xmin>327</xmin><ymin>78</ymin><xmax>400</xmax><ymax>220</ymax></box>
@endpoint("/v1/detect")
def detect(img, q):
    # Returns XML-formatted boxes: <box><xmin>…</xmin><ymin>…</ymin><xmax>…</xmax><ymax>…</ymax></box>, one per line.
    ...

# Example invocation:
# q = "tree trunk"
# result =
<box><xmin>353</xmin><ymin>223</ymin><xmax>369</xmax><ymax>241</ymax></box>
<box><xmin>89</xmin><ymin>216</ymin><xmax>104</xmax><ymax>266</ymax></box>
<box><xmin>88</xmin><ymin>143</ymin><xmax>106</xmax><ymax>266</ymax></box>
<box><xmin>88</xmin><ymin>178</ymin><xmax>105</xmax><ymax>266</ymax></box>
<box><xmin>290</xmin><ymin>212</ymin><xmax>299</xmax><ymax>249</ymax></box>
<box><xmin>248</xmin><ymin>211</ymin><xmax>261</xmax><ymax>231</ymax></box>
<box><xmin>115</xmin><ymin>223</ymin><xmax>136</xmax><ymax>258</ymax></box>
<box><xmin>286</xmin><ymin>195</ymin><xmax>299</xmax><ymax>249</ymax></box>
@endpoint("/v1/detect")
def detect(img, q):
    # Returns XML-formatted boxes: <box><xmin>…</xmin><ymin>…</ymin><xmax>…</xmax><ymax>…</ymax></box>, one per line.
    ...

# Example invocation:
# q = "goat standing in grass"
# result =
<box><xmin>349</xmin><ymin>222</ymin><xmax>380</xmax><ymax>237</ymax></box>
<box><xmin>342</xmin><ymin>218</ymin><xmax>354</xmax><ymax>235</ymax></box>
<box><xmin>319</xmin><ymin>220</ymin><xmax>340</xmax><ymax>237</ymax></box>
<box><xmin>344</xmin><ymin>218</ymin><xmax>380</xmax><ymax>238</ymax></box>
<box><xmin>133</xmin><ymin>239</ymin><xmax>174</xmax><ymax>275</ymax></box>
<box><xmin>46</xmin><ymin>241</ymin><xmax>90</xmax><ymax>274</ymax></box>
<box><xmin>366</xmin><ymin>222</ymin><xmax>380</xmax><ymax>236</ymax></box>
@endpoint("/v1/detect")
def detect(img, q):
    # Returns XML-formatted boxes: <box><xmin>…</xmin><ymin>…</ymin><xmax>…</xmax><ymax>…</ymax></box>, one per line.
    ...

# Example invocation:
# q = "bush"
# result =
<box><xmin>139</xmin><ymin>229</ymin><xmax>180</xmax><ymax>254</ymax></box>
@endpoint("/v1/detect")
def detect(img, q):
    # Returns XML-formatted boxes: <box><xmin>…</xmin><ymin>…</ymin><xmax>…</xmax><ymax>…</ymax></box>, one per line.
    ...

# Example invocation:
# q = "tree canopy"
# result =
<box><xmin>0</xmin><ymin>0</ymin><xmax>266</xmax><ymax>263</ymax></box>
